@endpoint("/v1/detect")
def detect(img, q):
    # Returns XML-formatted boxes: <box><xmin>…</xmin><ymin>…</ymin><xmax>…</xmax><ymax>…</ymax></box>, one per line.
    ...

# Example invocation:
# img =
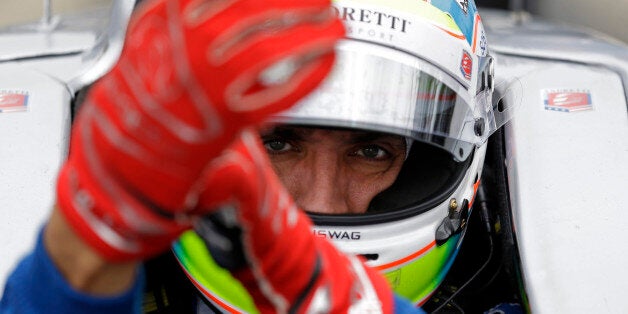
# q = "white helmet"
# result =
<box><xmin>174</xmin><ymin>0</ymin><xmax>516</xmax><ymax>310</ymax></box>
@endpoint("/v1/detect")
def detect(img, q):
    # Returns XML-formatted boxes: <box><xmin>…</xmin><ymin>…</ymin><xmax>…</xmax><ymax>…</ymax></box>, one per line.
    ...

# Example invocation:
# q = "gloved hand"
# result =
<box><xmin>56</xmin><ymin>0</ymin><xmax>344</xmax><ymax>261</ymax></box>
<box><xmin>196</xmin><ymin>130</ymin><xmax>394</xmax><ymax>314</ymax></box>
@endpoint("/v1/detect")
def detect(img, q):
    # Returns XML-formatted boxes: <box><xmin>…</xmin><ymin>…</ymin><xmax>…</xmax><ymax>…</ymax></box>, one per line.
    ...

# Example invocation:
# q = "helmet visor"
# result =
<box><xmin>273</xmin><ymin>40</ymin><xmax>499</xmax><ymax>161</ymax></box>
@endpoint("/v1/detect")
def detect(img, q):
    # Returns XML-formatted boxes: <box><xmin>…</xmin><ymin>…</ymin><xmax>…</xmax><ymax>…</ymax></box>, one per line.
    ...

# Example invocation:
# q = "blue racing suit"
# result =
<box><xmin>0</xmin><ymin>229</ymin><xmax>425</xmax><ymax>314</ymax></box>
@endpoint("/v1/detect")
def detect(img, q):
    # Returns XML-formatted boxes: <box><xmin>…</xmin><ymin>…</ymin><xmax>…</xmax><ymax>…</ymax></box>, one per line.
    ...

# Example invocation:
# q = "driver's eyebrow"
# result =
<box><xmin>349</xmin><ymin>132</ymin><xmax>406</xmax><ymax>148</ymax></box>
<box><xmin>261</xmin><ymin>126</ymin><xmax>306</xmax><ymax>141</ymax></box>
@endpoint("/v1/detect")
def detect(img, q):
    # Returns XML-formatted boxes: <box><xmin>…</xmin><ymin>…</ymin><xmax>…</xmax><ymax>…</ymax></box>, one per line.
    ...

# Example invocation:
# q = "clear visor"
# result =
<box><xmin>273</xmin><ymin>40</ymin><xmax>514</xmax><ymax>161</ymax></box>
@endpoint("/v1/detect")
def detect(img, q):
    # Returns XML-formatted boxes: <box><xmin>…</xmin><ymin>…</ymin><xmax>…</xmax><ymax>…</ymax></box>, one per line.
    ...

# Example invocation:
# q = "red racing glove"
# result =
<box><xmin>197</xmin><ymin>130</ymin><xmax>395</xmax><ymax>314</ymax></box>
<box><xmin>55</xmin><ymin>0</ymin><xmax>344</xmax><ymax>261</ymax></box>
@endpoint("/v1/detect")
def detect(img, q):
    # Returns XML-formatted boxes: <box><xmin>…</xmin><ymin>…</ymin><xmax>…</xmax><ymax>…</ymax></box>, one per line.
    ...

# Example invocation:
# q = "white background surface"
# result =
<box><xmin>0</xmin><ymin>0</ymin><xmax>112</xmax><ymax>28</ymax></box>
<box><xmin>1</xmin><ymin>0</ymin><xmax>627</xmax><ymax>44</ymax></box>
<box><xmin>527</xmin><ymin>0</ymin><xmax>628</xmax><ymax>44</ymax></box>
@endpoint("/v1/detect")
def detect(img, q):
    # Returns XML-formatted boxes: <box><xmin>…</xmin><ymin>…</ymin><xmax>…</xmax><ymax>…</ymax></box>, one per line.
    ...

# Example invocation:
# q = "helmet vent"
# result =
<box><xmin>497</xmin><ymin>99</ymin><xmax>506</xmax><ymax>112</ymax></box>
<box><xmin>360</xmin><ymin>253</ymin><xmax>379</xmax><ymax>261</ymax></box>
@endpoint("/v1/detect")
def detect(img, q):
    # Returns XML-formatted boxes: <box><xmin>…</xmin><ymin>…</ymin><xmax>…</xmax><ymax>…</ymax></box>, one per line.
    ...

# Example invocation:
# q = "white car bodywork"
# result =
<box><xmin>0</xmin><ymin>0</ymin><xmax>135</xmax><ymax>294</ymax></box>
<box><xmin>1</xmin><ymin>2</ymin><xmax>627</xmax><ymax>312</ymax></box>
<box><xmin>483</xmin><ymin>10</ymin><xmax>628</xmax><ymax>313</ymax></box>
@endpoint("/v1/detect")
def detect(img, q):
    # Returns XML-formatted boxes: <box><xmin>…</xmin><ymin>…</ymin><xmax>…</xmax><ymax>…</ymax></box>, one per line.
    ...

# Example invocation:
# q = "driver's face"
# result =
<box><xmin>261</xmin><ymin>126</ymin><xmax>406</xmax><ymax>214</ymax></box>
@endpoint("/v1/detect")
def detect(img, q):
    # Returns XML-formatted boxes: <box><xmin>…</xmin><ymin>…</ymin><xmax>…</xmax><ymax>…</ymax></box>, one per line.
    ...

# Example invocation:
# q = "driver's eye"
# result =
<box><xmin>264</xmin><ymin>139</ymin><xmax>292</xmax><ymax>153</ymax></box>
<box><xmin>356</xmin><ymin>145</ymin><xmax>389</xmax><ymax>160</ymax></box>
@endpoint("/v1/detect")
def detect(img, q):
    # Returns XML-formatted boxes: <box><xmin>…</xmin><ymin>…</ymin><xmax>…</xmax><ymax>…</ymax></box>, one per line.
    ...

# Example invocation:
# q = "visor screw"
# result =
<box><xmin>449</xmin><ymin>198</ymin><xmax>458</xmax><ymax>210</ymax></box>
<box><xmin>474</xmin><ymin>118</ymin><xmax>485</xmax><ymax>137</ymax></box>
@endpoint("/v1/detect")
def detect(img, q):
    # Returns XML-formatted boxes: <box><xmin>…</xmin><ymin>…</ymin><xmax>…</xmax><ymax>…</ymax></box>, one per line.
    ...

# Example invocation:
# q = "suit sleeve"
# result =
<box><xmin>0</xmin><ymin>227</ymin><xmax>144</xmax><ymax>314</ymax></box>
<box><xmin>393</xmin><ymin>294</ymin><xmax>428</xmax><ymax>314</ymax></box>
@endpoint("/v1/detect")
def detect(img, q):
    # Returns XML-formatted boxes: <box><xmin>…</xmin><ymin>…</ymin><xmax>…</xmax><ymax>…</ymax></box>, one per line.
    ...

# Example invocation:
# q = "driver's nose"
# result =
<box><xmin>289</xmin><ymin>149</ymin><xmax>349</xmax><ymax>215</ymax></box>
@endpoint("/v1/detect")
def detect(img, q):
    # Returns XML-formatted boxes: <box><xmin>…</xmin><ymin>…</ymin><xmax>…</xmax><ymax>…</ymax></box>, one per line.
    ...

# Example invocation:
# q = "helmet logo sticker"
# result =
<box><xmin>331</xmin><ymin>5</ymin><xmax>411</xmax><ymax>33</ymax></box>
<box><xmin>471</xmin><ymin>14</ymin><xmax>488</xmax><ymax>56</ymax></box>
<box><xmin>457</xmin><ymin>0</ymin><xmax>469</xmax><ymax>14</ymax></box>
<box><xmin>0</xmin><ymin>90</ymin><xmax>29</xmax><ymax>113</ymax></box>
<box><xmin>313</xmin><ymin>229</ymin><xmax>362</xmax><ymax>240</ymax></box>
<box><xmin>542</xmin><ymin>89</ymin><xmax>593</xmax><ymax>112</ymax></box>
<box><xmin>460</xmin><ymin>50</ymin><xmax>472</xmax><ymax>80</ymax></box>
<box><xmin>331</xmin><ymin>5</ymin><xmax>412</xmax><ymax>44</ymax></box>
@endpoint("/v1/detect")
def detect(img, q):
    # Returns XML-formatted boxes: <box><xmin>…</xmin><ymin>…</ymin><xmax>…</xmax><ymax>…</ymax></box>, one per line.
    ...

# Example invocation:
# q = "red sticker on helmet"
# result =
<box><xmin>460</xmin><ymin>50</ymin><xmax>472</xmax><ymax>80</ymax></box>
